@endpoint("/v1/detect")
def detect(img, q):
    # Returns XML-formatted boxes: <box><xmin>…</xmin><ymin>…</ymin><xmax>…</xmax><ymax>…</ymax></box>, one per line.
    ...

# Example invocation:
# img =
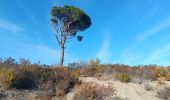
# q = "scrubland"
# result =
<box><xmin>0</xmin><ymin>57</ymin><xmax>170</xmax><ymax>100</ymax></box>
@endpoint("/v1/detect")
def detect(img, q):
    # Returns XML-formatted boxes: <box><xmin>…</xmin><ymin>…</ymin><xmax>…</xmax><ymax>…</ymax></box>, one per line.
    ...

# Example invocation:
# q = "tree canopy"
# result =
<box><xmin>51</xmin><ymin>5</ymin><xmax>91</xmax><ymax>38</ymax></box>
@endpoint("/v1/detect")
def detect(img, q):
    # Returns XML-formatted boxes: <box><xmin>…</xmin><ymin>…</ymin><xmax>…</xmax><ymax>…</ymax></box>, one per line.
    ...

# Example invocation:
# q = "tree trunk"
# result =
<box><xmin>59</xmin><ymin>47</ymin><xmax>64</xmax><ymax>66</ymax></box>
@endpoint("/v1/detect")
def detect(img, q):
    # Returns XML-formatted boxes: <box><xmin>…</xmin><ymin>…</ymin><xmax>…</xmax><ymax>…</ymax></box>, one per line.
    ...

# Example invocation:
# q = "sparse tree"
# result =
<box><xmin>51</xmin><ymin>5</ymin><xmax>92</xmax><ymax>66</ymax></box>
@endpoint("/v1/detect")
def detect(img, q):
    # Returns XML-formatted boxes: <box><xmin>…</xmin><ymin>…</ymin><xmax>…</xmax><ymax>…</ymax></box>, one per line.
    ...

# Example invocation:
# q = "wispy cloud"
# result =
<box><xmin>120</xmin><ymin>18</ymin><xmax>170</xmax><ymax>65</ymax></box>
<box><xmin>28</xmin><ymin>45</ymin><xmax>59</xmax><ymax>58</ymax></box>
<box><xmin>0</xmin><ymin>19</ymin><xmax>24</xmax><ymax>33</ymax></box>
<box><xmin>96</xmin><ymin>39</ymin><xmax>112</xmax><ymax>63</ymax></box>
<box><xmin>95</xmin><ymin>29</ymin><xmax>113</xmax><ymax>63</ymax></box>
<box><xmin>16</xmin><ymin>1</ymin><xmax>51</xmax><ymax>32</ymax></box>
<box><xmin>137</xmin><ymin>18</ymin><xmax>170</xmax><ymax>41</ymax></box>
<box><xmin>24</xmin><ymin>44</ymin><xmax>77</xmax><ymax>65</ymax></box>
<box><xmin>3</xmin><ymin>40</ymin><xmax>60</xmax><ymax>65</ymax></box>
<box><xmin>118</xmin><ymin>46</ymin><xmax>142</xmax><ymax>65</ymax></box>
<box><xmin>1</xmin><ymin>32</ymin><xmax>78</xmax><ymax>65</ymax></box>
<box><xmin>145</xmin><ymin>43</ymin><xmax>170</xmax><ymax>65</ymax></box>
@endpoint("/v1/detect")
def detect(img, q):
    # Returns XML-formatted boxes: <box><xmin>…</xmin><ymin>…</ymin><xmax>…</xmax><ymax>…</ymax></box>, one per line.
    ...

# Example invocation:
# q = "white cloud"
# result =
<box><xmin>23</xmin><ymin>44</ymin><xmax>77</xmax><ymax>65</ymax></box>
<box><xmin>29</xmin><ymin>45</ymin><xmax>59</xmax><ymax>57</ymax></box>
<box><xmin>1</xmin><ymin>39</ymin><xmax>60</xmax><ymax>65</ymax></box>
<box><xmin>21</xmin><ymin>44</ymin><xmax>60</xmax><ymax>64</ymax></box>
<box><xmin>120</xmin><ymin>18</ymin><xmax>170</xmax><ymax>65</ymax></box>
<box><xmin>137</xmin><ymin>18</ymin><xmax>170</xmax><ymax>41</ymax></box>
<box><xmin>0</xmin><ymin>19</ymin><xmax>23</xmax><ymax>33</ymax></box>
<box><xmin>122</xmin><ymin>17</ymin><xmax>170</xmax><ymax>65</ymax></box>
<box><xmin>96</xmin><ymin>39</ymin><xmax>112</xmax><ymax>63</ymax></box>
<box><xmin>145</xmin><ymin>43</ymin><xmax>170</xmax><ymax>64</ymax></box>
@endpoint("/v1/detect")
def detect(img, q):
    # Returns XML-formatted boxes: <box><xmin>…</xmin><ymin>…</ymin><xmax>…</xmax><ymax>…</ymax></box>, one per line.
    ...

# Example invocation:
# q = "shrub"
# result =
<box><xmin>0</xmin><ymin>57</ymin><xmax>81</xmax><ymax>96</ymax></box>
<box><xmin>141</xmin><ymin>66</ymin><xmax>156</xmax><ymax>80</ymax></box>
<box><xmin>68</xmin><ymin>62</ymin><xmax>81</xmax><ymax>71</ymax></box>
<box><xmin>74</xmin><ymin>83</ymin><xmax>97</xmax><ymax>100</ymax></box>
<box><xmin>116</xmin><ymin>73</ymin><xmax>131</xmax><ymax>82</ymax></box>
<box><xmin>54</xmin><ymin>67</ymin><xmax>70</xmax><ymax>80</ymax></box>
<box><xmin>112</xmin><ymin>96</ymin><xmax>122</xmax><ymax>100</ymax></box>
<box><xmin>89</xmin><ymin>58</ymin><xmax>100</xmax><ymax>68</ymax></box>
<box><xmin>0</xmin><ymin>68</ymin><xmax>15</xmax><ymax>89</ymax></box>
<box><xmin>165</xmin><ymin>74</ymin><xmax>170</xmax><ymax>81</ymax></box>
<box><xmin>144</xmin><ymin>83</ymin><xmax>153</xmax><ymax>91</ymax></box>
<box><xmin>78</xmin><ymin>58</ymin><xmax>104</xmax><ymax>77</ymax></box>
<box><xmin>155</xmin><ymin>67</ymin><xmax>167</xmax><ymax>84</ymax></box>
<box><xmin>157</xmin><ymin>87</ymin><xmax>170</xmax><ymax>100</ymax></box>
<box><xmin>155</xmin><ymin>67</ymin><xmax>167</xmax><ymax>78</ymax></box>
<box><xmin>56</xmin><ymin>89</ymin><xmax>65</xmax><ymax>97</ymax></box>
<box><xmin>12</xmin><ymin>71</ymin><xmax>37</xmax><ymax>89</ymax></box>
<box><xmin>95</xmin><ymin>85</ymin><xmax>115</xmax><ymax>100</ymax></box>
<box><xmin>70</xmin><ymin>69</ymin><xmax>81</xmax><ymax>77</ymax></box>
<box><xmin>89</xmin><ymin>58</ymin><xmax>103</xmax><ymax>73</ymax></box>
<box><xmin>74</xmin><ymin>83</ymin><xmax>115</xmax><ymax>100</ymax></box>
<box><xmin>10</xmin><ymin>65</ymin><xmax>42</xmax><ymax>89</ymax></box>
<box><xmin>157</xmin><ymin>76</ymin><xmax>166</xmax><ymax>84</ymax></box>
<box><xmin>56</xmin><ymin>76</ymin><xmax>80</xmax><ymax>97</ymax></box>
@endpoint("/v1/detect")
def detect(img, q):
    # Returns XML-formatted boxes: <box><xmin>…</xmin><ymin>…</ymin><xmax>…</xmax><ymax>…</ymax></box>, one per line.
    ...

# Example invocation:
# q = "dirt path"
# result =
<box><xmin>80</xmin><ymin>77</ymin><xmax>161</xmax><ymax>100</ymax></box>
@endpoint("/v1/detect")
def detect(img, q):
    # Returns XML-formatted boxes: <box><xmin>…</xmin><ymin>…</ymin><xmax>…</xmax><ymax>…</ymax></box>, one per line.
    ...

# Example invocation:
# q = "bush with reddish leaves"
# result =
<box><xmin>74</xmin><ymin>83</ymin><xmax>96</xmax><ymax>100</ymax></box>
<box><xmin>0</xmin><ymin>57</ymin><xmax>80</xmax><ymax>96</ymax></box>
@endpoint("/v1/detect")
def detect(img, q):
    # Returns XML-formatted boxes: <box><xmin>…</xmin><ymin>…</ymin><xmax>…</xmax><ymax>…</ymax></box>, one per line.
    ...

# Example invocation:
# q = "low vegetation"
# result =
<box><xmin>0</xmin><ymin>57</ymin><xmax>80</xmax><ymax>99</ymax></box>
<box><xmin>0</xmin><ymin>68</ymin><xmax>15</xmax><ymax>89</ymax></box>
<box><xmin>116</xmin><ymin>73</ymin><xmax>131</xmax><ymax>82</ymax></box>
<box><xmin>74</xmin><ymin>82</ymin><xmax>115</xmax><ymax>100</ymax></box>
<box><xmin>68</xmin><ymin>60</ymin><xmax>170</xmax><ymax>83</ymax></box>
<box><xmin>155</xmin><ymin>67</ymin><xmax>167</xmax><ymax>84</ymax></box>
<box><xmin>0</xmin><ymin>57</ymin><xmax>170</xmax><ymax>99</ymax></box>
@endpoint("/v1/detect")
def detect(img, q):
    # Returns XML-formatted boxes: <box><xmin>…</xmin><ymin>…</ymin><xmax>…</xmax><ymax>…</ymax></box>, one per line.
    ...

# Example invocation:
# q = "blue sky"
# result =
<box><xmin>1</xmin><ymin>0</ymin><xmax>170</xmax><ymax>66</ymax></box>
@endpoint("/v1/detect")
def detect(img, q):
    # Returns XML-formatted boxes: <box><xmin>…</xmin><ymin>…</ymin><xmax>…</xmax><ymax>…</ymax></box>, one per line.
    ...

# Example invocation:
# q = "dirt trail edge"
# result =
<box><xmin>79</xmin><ymin>77</ymin><xmax>161</xmax><ymax>100</ymax></box>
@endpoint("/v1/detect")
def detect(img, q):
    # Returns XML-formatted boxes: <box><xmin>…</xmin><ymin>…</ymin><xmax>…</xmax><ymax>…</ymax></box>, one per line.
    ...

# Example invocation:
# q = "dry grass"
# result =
<box><xmin>74</xmin><ymin>82</ymin><xmax>115</xmax><ymax>100</ymax></box>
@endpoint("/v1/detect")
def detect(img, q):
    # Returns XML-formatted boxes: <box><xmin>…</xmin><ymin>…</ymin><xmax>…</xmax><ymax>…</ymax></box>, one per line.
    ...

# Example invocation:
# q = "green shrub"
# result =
<box><xmin>86</xmin><ymin>58</ymin><xmax>104</xmax><ymax>76</ymax></box>
<box><xmin>166</xmin><ymin>74</ymin><xmax>170</xmax><ymax>81</ymax></box>
<box><xmin>155</xmin><ymin>67</ymin><xmax>167</xmax><ymax>78</ymax></box>
<box><xmin>116</xmin><ymin>73</ymin><xmax>131</xmax><ymax>82</ymax></box>
<box><xmin>89</xmin><ymin>58</ymin><xmax>101</xmax><ymax>70</ymax></box>
<box><xmin>0</xmin><ymin>68</ymin><xmax>15</xmax><ymax>89</ymax></box>
<box><xmin>155</xmin><ymin>67</ymin><xmax>167</xmax><ymax>84</ymax></box>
